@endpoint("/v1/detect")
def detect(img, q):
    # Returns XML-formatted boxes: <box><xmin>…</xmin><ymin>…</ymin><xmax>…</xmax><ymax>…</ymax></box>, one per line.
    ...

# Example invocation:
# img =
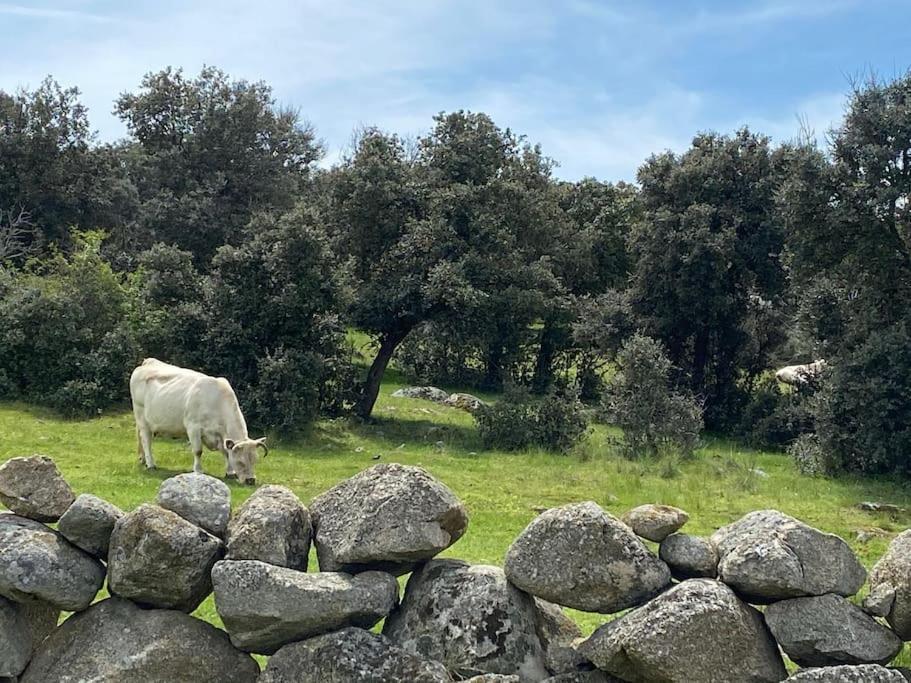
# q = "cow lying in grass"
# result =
<box><xmin>129</xmin><ymin>358</ymin><xmax>266</xmax><ymax>485</ymax></box>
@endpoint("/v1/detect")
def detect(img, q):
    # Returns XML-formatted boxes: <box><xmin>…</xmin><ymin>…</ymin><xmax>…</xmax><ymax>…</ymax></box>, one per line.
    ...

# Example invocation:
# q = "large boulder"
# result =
<box><xmin>391</xmin><ymin>386</ymin><xmax>451</xmax><ymax>403</ymax></box>
<box><xmin>869</xmin><ymin>529</ymin><xmax>911</xmax><ymax>639</ymax></box>
<box><xmin>212</xmin><ymin>560</ymin><xmax>398</xmax><ymax>654</ymax></box>
<box><xmin>225</xmin><ymin>485</ymin><xmax>310</xmax><ymax>570</ymax></box>
<box><xmin>259</xmin><ymin>627</ymin><xmax>452</xmax><ymax>682</ymax></box>
<box><xmin>0</xmin><ymin>596</ymin><xmax>58</xmax><ymax>678</ymax></box>
<box><xmin>310</xmin><ymin>464</ymin><xmax>468</xmax><ymax>574</ymax></box>
<box><xmin>157</xmin><ymin>472</ymin><xmax>231</xmax><ymax>537</ymax></box>
<box><xmin>710</xmin><ymin>510</ymin><xmax>866</xmax><ymax>602</ymax></box>
<box><xmin>621</xmin><ymin>504</ymin><xmax>689</xmax><ymax>542</ymax></box>
<box><xmin>57</xmin><ymin>493</ymin><xmax>124</xmax><ymax>559</ymax></box>
<box><xmin>577</xmin><ymin>579</ymin><xmax>787</xmax><ymax>683</ymax></box>
<box><xmin>659</xmin><ymin>533</ymin><xmax>718</xmax><ymax>579</ymax></box>
<box><xmin>784</xmin><ymin>665</ymin><xmax>907</xmax><ymax>682</ymax></box>
<box><xmin>504</xmin><ymin>501</ymin><xmax>671</xmax><ymax>613</ymax></box>
<box><xmin>384</xmin><ymin>559</ymin><xmax>550</xmax><ymax>680</ymax></box>
<box><xmin>0</xmin><ymin>456</ymin><xmax>74</xmax><ymax>522</ymax></box>
<box><xmin>0</xmin><ymin>513</ymin><xmax>104</xmax><ymax>611</ymax></box>
<box><xmin>444</xmin><ymin>393</ymin><xmax>486</xmax><ymax>412</ymax></box>
<box><xmin>107</xmin><ymin>504</ymin><xmax>224</xmax><ymax>612</ymax></box>
<box><xmin>765</xmin><ymin>593</ymin><xmax>902</xmax><ymax>667</ymax></box>
<box><xmin>19</xmin><ymin>598</ymin><xmax>258</xmax><ymax>683</ymax></box>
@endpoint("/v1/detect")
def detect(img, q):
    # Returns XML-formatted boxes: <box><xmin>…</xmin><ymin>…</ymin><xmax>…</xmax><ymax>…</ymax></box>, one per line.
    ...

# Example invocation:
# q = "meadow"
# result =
<box><xmin>3</xmin><ymin>369</ymin><xmax>911</xmax><ymax>665</ymax></box>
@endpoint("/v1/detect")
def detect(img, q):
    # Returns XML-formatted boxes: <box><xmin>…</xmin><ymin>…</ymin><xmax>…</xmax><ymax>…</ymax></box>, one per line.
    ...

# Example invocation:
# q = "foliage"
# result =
<box><xmin>787</xmin><ymin>434</ymin><xmax>827</xmax><ymax>477</ymax></box>
<box><xmin>737</xmin><ymin>378</ymin><xmax>814</xmax><ymax>448</ymax></box>
<box><xmin>474</xmin><ymin>386</ymin><xmax>588</xmax><ymax>453</ymax></box>
<box><xmin>603</xmin><ymin>334</ymin><xmax>704</xmax><ymax>458</ymax></box>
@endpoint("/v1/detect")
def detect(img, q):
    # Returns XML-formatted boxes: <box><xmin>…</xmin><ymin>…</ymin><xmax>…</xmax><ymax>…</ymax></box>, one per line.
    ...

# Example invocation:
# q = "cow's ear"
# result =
<box><xmin>224</xmin><ymin>439</ymin><xmax>236</xmax><ymax>450</ymax></box>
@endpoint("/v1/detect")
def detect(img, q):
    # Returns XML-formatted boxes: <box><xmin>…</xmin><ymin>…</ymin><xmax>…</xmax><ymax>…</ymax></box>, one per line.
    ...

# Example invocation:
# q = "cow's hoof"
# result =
<box><xmin>225</xmin><ymin>472</ymin><xmax>238</xmax><ymax>480</ymax></box>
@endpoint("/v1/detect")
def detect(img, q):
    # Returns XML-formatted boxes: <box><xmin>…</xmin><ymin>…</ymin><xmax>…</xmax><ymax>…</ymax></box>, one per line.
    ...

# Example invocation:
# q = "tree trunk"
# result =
<box><xmin>691</xmin><ymin>329</ymin><xmax>710</xmax><ymax>397</ymax></box>
<box><xmin>354</xmin><ymin>329</ymin><xmax>409</xmax><ymax>420</ymax></box>
<box><xmin>532</xmin><ymin>320</ymin><xmax>558</xmax><ymax>394</ymax></box>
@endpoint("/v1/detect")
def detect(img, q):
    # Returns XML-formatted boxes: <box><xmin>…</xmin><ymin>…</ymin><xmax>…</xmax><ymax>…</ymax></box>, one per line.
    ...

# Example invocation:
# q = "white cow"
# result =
<box><xmin>775</xmin><ymin>360</ymin><xmax>827</xmax><ymax>386</ymax></box>
<box><xmin>130</xmin><ymin>358</ymin><xmax>267</xmax><ymax>485</ymax></box>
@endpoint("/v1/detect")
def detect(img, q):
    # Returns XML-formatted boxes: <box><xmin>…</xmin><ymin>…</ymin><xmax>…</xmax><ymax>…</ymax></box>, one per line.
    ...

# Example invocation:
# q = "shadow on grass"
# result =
<box><xmin>348</xmin><ymin>415</ymin><xmax>482</xmax><ymax>452</ymax></box>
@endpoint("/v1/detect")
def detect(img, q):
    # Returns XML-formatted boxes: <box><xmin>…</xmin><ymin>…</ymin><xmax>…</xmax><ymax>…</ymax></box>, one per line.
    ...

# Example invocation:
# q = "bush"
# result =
<box><xmin>603</xmin><ymin>334</ymin><xmax>703</xmax><ymax>458</ymax></box>
<box><xmin>738</xmin><ymin>377</ymin><xmax>814</xmax><ymax>448</ymax></box>
<box><xmin>788</xmin><ymin>434</ymin><xmax>826</xmax><ymax>477</ymax></box>
<box><xmin>474</xmin><ymin>386</ymin><xmax>589</xmax><ymax>453</ymax></box>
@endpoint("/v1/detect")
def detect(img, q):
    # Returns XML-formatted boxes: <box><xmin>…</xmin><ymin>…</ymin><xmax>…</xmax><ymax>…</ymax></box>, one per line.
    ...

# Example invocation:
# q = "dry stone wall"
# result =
<box><xmin>1</xmin><ymin>453</ymin><xmax>910</xmax><ymax>682</ymax></box>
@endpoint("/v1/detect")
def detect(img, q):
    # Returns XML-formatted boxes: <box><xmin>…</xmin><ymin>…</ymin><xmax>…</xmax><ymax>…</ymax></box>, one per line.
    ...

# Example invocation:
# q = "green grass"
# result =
<box><xmin>3</xmin><ymin>370</ymin><xmax>911</xmax><ymax>667</ymax></box>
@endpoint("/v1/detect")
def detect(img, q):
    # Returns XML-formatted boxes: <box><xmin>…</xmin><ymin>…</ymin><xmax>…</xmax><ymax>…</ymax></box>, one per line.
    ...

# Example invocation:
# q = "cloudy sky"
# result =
<box><xmin>1</xmin><ymin>0</ymin><xmax>907</xmax><ymax>180</ymax></box>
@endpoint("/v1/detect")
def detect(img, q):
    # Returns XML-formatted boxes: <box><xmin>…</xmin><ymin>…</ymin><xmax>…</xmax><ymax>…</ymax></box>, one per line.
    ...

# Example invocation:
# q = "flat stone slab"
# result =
<box><xmin>0</xmin><ymin>456</ymin><xmax>74</xmax><ymax>522</ymax></box>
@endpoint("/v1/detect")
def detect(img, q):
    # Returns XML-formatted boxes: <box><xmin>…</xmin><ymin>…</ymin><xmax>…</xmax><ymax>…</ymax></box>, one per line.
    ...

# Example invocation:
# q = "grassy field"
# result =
<box><xmin>3</xmin><ymin>368</ymin><xmax>911</xmax><ymax>667</ymax></box>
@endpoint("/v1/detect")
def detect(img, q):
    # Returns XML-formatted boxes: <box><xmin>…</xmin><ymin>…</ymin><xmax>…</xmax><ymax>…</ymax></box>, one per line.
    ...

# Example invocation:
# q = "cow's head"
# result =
<box><xmin>224</xmin><ymin>437</ymin><xmax>268</xmax><ymax>485</ymax></box>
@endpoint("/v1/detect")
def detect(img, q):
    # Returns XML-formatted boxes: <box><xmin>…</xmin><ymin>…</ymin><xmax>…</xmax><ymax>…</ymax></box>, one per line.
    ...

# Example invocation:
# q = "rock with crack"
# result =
<box><xmin>57</xmin><ymin>493</ymin><xmax>124</xmax><ymax>559</ymax></box>
<box><xmin>764</xmin><ymin>593</ymin><xmax>902</xmax><ymax>667</ymax></box>
<box><xmin>310</xmin><ymin>463</ymin><xmax>468</xmax><ymax>575</ymax></box>
<box><xmin>621</xmin><ymin>504</ymin><xmax>689</xmax><ymax>542</ymax></box>
<box><xmin>383</xmin><ymin>559</ymin><xmax>550</xmax><ymax>680</ymax></box>
<box><xmin>0</xmin><ymin>513</ymin><xmax>105</xmax><ymax>611</ymax></box>
<box><xmin>258</xmin><ymin>627</ymin><xmax>452</xmax><ymax>683</ymax></box>
<box><xmin>784</xmin><ymin>664</ymin><xmax>907</xmax><ymax>681</ymax></box>
<box><xmin>577</xmin><ymin>579</ymin><xmax>787</xmax><ymax>683</ymax></box>
<box><xmin>869</xmin><ymin>529</ymin><xmax>911</xmax><ymax>640</ymax></box>
<box><xmin>504</xmin><ymin>501</ymin><xmax>671</xmax><ymax>613</ymax></box>
<box><xmin>19</xmin><ymin>598</ymin><xmax>258</xmax><ymax>683</ymax></box>
<box><xmin>225</xmin><ymin>484</ymin><xmax>311</xmax><ymax>570</ymax></box>
<box><xmin>212</xmin><ymin>559</ymin><xmax>399</xmax><ymax>654</ymax></box>
<box><xmin>107</xmin><ymin>504</ymin><xmax>224</xmax><ymax>612</ymax></box>
<box><xmin>710</xmin><ymin>510</ymin><xmax>866</xmax><ymax>602</ymax></box>
<box><xmin>0</xmin><ymin>596</ymin><xmax>59</xmax><ymax>678</ymax></box>
<box><xmin>0</xmin><ymin>456</ymin><xmax>74</xmax><ymax>522</ymax></box>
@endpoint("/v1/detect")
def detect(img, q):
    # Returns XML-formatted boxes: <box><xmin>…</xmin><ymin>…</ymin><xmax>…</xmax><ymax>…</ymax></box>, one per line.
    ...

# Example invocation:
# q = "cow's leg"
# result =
<box><xmin>137</xmin><ymin>422</ymin><xmax>156</xmax><ymax>470</ymax></box>
<box><xmin>222</xmin><ymin>448</ymin><xmax>237</xmax><ymax>479</ymax></box>
<box><xmin>188</xmin><ymin>428</ymin><xmax>204</xmax><ymax>474</ymax></box>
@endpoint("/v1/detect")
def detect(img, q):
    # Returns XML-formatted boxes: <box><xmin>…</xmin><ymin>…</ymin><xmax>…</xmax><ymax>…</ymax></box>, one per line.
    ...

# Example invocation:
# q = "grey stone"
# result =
<box><xmin>869</xmin><ymin>530</ymin><xmax>911</xmax><ymax>639</ymax></box>
<box><xmin>504</xmin><ymin>501</ymin><xmax>671</xmax><ymax>613</ymax></box>
<box><xmin>444</xmin><ymin>393</ymin><xmax>486</xmax><ymax>412</ymax></box>
<box><xmin>865</xmin><ymin>583</ymin><xmax>898</xmax><ymax>618</ymax></box>
<box><xmin>621</xmin><ymin>504</ymin><xmax>689</xmax><ymax>542</ymax></box>
<box><xmin>659</xmin><ymin>533</ymin><xmax>718</xmax><ymax>579</ymax></box>
<box><xmin>542</xmin><ymin>673</ymin><xmax>621</xmax><ymax>683</ymax></box>
<box><xmin>577</xmin><ymin>579</ymin><xmax>787</xmax><ymax>683</ymax></box>
<box><xmin>19</xmin><ymin>598</ymin><xmax>258</xmax><ymax>683</ymax></box>
<box><xmin>533</xmin><ymin>598</ymin><xmax>588</xmax><ymax>675</ymax></box>
<box><xmin>225</xmin><ymin>485</ymin><xmax>310</xmax><ymax>570</ymax></box>
<box><xmin>0</xmin><ymin>596</ymin><xmax>58</xmax><ymax>678</ymax></box>
<box><xmin>157</xmin><ymin>472</ymin><xmax>231</xmax><ymax>537</ymax></box>
<box><xmin>391</xmin><ymin>386</ymin><xmax>451</xmax><ymax>403</ymax></box>
<box><xmin>107</xmin><ymin>504</ymin><xmax>224</xmax><ymax>612</ymax></box>
<box><xmin>784</xmin><ymin>665</ymin><xmax>907</xmax><ymax>682</ymax></box>
<box><xmin>260</xmin><ymin>627</ymin><xmax>452</xmax><ymax>682</ymax></box>
<box><xmin>462</xmin><ymin>676</ymin><xmax>520</xmax><ymax>682</ymax></box>
<box><xmin>765</xmin><ymin>593</ymin><xmax>902</xmax><ymax>667</ymax></box>
<box><xmin>0</xmin><ymin>513</ymin><xmax>104</xmax><ymax>611</ymax></box>
<box><xmin>212</xmin><ymin>559</ymin><xmax>398</xmax><ymax>654</ymax></box>
<box><xmin>711</xmin><ymin>510</ymin><xmax>866</xmax><ymax>602</ymax></box>
<box><xmin>384</xmin><ymin>559</ymin><xmax>550</xmax><ymax>680</ymax></box>
<box><xmin>57</xmin><ymin>493</ymin><xmax>123</xmax><ymax>559</ymax></box>
<box><xmin>0</xmin><ymin>456</ymin><xmax>74</xmax><ymax>522</ymax></box>
<box><xmin>310</xmin><ymin>463</ymin><xmax>468</xmax><ymax>575</ymax></box>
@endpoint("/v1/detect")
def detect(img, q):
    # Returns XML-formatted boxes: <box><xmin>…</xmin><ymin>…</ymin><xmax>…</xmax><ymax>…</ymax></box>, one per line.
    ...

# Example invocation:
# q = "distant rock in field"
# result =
<box><xmin>383</xmin><ymin>559</ymin><xmax>549</xmax><ymax>680</ymax></box>
<box><xmin>444</xmin><ymin>393</ymin><xmax>486</xmax><ymax>412</ymax></box>
<box><xmin>391</xmin><ymin>386</ymin><xmax>451</xmax><ymax>403</ymax></box>
<box><xmin>857</xmin><ymin>502</ymin><xmax>906</xmax><ymax>515</ymax></box>
<box><xmin>19</xmin><ymin>598</ymin><xmax>258</xmax><ymax>683</ymax></box>
<box><xmin>577</xmin><ymin>579</ymin><xmax>787</xmax><ymax>682</ymax></box>
<box><xmin>765</xmin><ymin>593</ymin><xmax>903</xmax><ymax>667</ymax></box>
<box><xmin>0</xmin><ymin>596</ymin><xmax>58</xmax><ymax>678</ymax></box>
<box><xmin>784</xmin><ymin>664</ymin><xmax>907</xmax><ymax>682</ymax></box>
<box><xmin>659</xmin><ymin>533</ymin><xmax>718</xmax><ymax>579</ymax></box>
<box><xmin>504</xmin><ymin>501</ymin><xmax>670</xmax><ymax>613</ymax></box>
<box><xmin>869</xmin><ymin>529</ymin><xmax>911</xmax><ymax>639</ymax></box>
<box><xmin>57</xmin><ymin>493</ymin><xmax>123</xmax><ymax>559</ymax></box>
<box><xmin>226</xmin><ymin>485</ymin><xmax>310</xmax><ymax>570</ymax></box>
<box><xmin>0</xmin><ymin>513</ymin><xmax>104</xmax><ymax>611</ymax></box>
<box><xmin>212</xmin><ymin>560</ymin><xmax>399</xmax><ymax>654</ymax></box>
<box><xmin>107</xmin><ymin>504</ymin><xmax>223</xmax><ymax>612</ymax></box>
<box><xmin>157</xmin><ymin>472</ymin><xmax>231</xmax><ymax>537</ymax></box>
<box><xmin>0</xmin><ymin>456</ymin><xmax>74</xmax><ymax>522</ymax></box>
<box><xmin>621</xmin><ymin>503</ymin><xmax>689</xmax><ymax>542</ymax></box>
<box><xmin>711</xmin><ymin>509</ymin><xmax>866</xmax><ymax>602</ymax></box>
<box><xmin>310</xmin><ymin>463</ymin><xmax>468</xmax><ymax>575</ymax></box>
<box><xmin>259</xmin><ymin>627</ymin><xmax>452</xmax><ymax>683</ymax></box>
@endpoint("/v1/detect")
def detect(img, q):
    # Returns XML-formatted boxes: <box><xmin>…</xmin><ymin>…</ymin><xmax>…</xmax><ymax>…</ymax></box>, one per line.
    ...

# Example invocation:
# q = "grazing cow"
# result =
<box><xmin>130</xmin><ymin>358</ymin><xmax>266</xmax><ymax>485</ymax></box>
<box><xmin>775</xmin><ymin>360</ymin><xmax>827</xmax><ymax>386</ymax></box>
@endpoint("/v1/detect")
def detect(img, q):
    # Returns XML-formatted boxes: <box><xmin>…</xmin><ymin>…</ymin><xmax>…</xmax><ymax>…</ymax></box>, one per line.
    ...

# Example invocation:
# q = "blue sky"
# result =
<box><xmin>1</xmin><ymin>0</ymin><xmax>908</xmax><ymax>180</ymax></box>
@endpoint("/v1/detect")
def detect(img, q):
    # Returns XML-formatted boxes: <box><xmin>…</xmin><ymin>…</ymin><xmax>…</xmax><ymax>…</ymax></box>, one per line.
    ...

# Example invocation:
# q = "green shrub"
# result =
<box><xmin>475</xmin><ymin>386</ymin><xmax>588</xmax><ymax>453</ymax></box>
<box><xmin>738</xmin><ymin>377</ymin><xmax>814</xmax><ymax>448</ymax></box>
<box><xmin>788</xmin><ymin>433</ymin><xmax>826</xmax><ymax>477</ymax></box>
<box><xmin>603</xmin><ymin>334</ymin><xmax>703</xmax><ymax>458</ymax></box>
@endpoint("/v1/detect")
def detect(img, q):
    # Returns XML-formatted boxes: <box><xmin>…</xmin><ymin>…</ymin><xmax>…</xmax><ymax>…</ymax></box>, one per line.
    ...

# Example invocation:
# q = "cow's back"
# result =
<box><xmin>130</xmin><ymin>359</ymin><xmax>209</xmax><ymax>436</ymax></box>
